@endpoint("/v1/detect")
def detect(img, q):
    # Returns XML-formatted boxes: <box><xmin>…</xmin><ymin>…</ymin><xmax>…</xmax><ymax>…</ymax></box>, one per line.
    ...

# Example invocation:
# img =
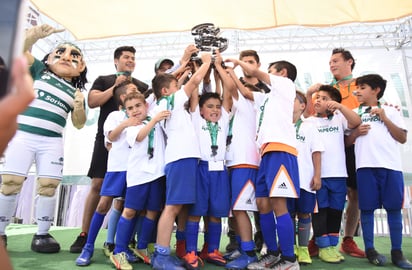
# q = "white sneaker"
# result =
<box><xmin>271</xmin><ymin>259</ymin><xmax>300</xmax><ymax>270</ymax></box>
<box><xmin>247</xmin><ymin>253</ymin><xmax>281</xmax><ymax>269</ymax></box>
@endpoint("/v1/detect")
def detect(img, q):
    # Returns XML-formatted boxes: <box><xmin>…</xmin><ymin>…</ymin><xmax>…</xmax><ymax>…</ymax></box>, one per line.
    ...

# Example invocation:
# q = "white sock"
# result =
<box><xmin>0</xmin><ymin>193</ymin><xmax>17</xmax><ymax>235</ymax></box>
<box><xmin>35</xmin><ymin>195</ymin><xmax>56</xmax><ymax>235</ymax></box>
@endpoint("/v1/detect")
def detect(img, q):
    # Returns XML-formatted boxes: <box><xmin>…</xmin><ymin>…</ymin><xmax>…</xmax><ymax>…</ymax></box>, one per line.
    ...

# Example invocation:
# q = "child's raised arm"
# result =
<box><xmin>183</xmin><ymin>53</ymin><xmax>212</xmax><ymax>97</ymax></box>
<box><xmin>136</xmin><ymin>110</ymin><xmax>171</xmax><ymax>142</ymax></box>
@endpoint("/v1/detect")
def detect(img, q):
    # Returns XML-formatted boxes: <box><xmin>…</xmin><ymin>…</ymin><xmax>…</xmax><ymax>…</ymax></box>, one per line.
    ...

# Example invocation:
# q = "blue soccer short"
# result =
<box><xmin>357</xmin><ymin>168</ymin><xmax>404</xmax><ymax>211</ymax></box>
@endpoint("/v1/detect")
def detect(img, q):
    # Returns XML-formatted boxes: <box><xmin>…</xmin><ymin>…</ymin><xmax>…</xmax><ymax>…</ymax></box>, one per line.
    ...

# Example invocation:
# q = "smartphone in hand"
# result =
<box><xmin>0</xmin><ymin>0</ymin><xmax>27</xmax><ymax>99</ymax></box>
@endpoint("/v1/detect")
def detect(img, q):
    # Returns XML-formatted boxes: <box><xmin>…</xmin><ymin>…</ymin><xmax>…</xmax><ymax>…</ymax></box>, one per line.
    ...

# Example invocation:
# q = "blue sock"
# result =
<box><xmin>208</xmin><ymin>221</ymin><xmax>221</xmax><ymax>252</ymax></box>
<box><xmin>137</xmin><ymin>217</ymin><xmax>155</xmax><ymax>249</ymax></box>
<box><xmin>315</xmin><ymin>235</ymin><xmax>330</xmax><ymax>248</ymax></box>
<box><xmin>176</xmin><ymin>230</ymin><xmax>185</xmax><ymax>241</ymax></box>
<box><xmin>86</xmin><ymin>212</ymin><xmax>105</xmax><ymax>245</ymax></box>
<box><xmin>360</xmin><ymin>210</ymin><xmax>374</xmax><ymax>250</ymax></box>
<box><xmin>155</xmin><ymin>244</ymin><xmax>170</xmax><ymax>255</ymax></box>
<box><xmin>240</xmin><ymin>240</ymin><xmax>255</xmax><ymax>252</ymax></box>
<box><xmin>113</xmin><ymin>216</ymin><xmax>134</xmax><ymax>254</ymax></box>
<box><xmin>185</xmin><ymin>221</ymin><xmax>199</xmax><ymax>252</ymax></box>
<box><xmin>328</xmin><ymin>233</ymin><xmax>340</xmax><ymax>247</ymax></box>
<box><xmin>276</xmin><ymin>213</ymin><xmax>295</xmax><ymax>258</ymax></box>
<box><xmin>387</xmin><ymin>210</ymin><xmax>402</xmax><ymax>250</ymax></box>
<box><xmin>260</xmin><ymin>212</ymin><xmax>278</xmax><ymax>252</ymax></box>
<box><xmin>106</xmin><ymin>207</ymin><xmax>121</xmax><ymax>244</ymax></box>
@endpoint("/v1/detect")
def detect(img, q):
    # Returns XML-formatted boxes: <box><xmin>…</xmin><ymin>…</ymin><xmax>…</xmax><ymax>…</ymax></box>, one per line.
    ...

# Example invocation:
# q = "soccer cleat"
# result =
<box><xmin>31</xmin><ymin>233</ymin><xmax>60</xmax><ymax>253</ymax></box>
<box><xmin>1</xmin><ymin>235</ymin><xmax>7</xmax><ymax>247</ymax></box>
<box><xmin>134</xmin><ymin>248</ymin><xmax>151</xmax><ymax>264</ymax></box>
<box><xmin>182</xmin><ymin>251</ymin><xmax>202</xmax><ymax>270</ymax></box>
<box><xmin>340</xmin><ymin>237</ymin><xmax>366</xmax><ymax>258</ymax></box>
<box><xmin>70</xmin><ymin>232</ymin><xmax>87</xmax><ymax>253</ymax></box>
<box><xmin>151</xmin><ymin>252</ymin><xmax>186</xmax><ymax>270</ymax></box>
<box><xmin>103</xmin><ymin>242</ymin><xmax>115</xmax><ymax>257</ymax></box>
<box><xmin>297</xmin><ymin>246</ymin><xmax>312</xmax><ymax>265</ymax></box>
<box><xmin>330</xmin><ymin>246</ymin><xmax>345</xmax><ymax>262</ymax></box>
<box><xmin>225</xmin><ymin>253</ymin><xmax>258</xmax><ymax>270</ymax></box>
<box><xmin>391</xmin><ymin>249</ymin><xmax>412</xmax><ymax>269</ymax></box>
<box><xmin>223</xmin><ymin>249</ymin><xmax>242</xmax><ymax>261</ymax></box>
<box><xmin>318</xmin><ymin>247</ymin><xmax>341</xmax><ymax>264</ymax></box>
<box><xmin>124</xmin><ymin>248</ymin><xmax>140</xmax><ymax>263</ymax></box>
<box><xmin>199</xmin><ymin>242</ymin><xmax>209</xmax><ymax>260</ymax></box>
<box><xmin>206</xmin><ymin>249</ymin><xmax>227</xmax><ymax>266</ymax></box>
<box><xmin>307</xmin><ymin>238</ymin><xmax>318</xmax><ymax>257</ymax></box>
<box><xmin>247</xmin><ymin>252</ymin><xmax>281</xmax><ymax>269</ymax></box>
<box><xmin>175</xmin><ymin>239</ymin><xmax>186</xmax><ymax>259</ymax></box>
<box><xmin>366</xmin><ymin>248</ymin><xmax>387</xmax><ymax>266</ymax></box>
<box><xmin>75</xmin><ymin>243</ymin><xmax>94</xmax><ymax>266</ymax></box>
<box><xmin>271</xmin><ymin>258</ymin><xmax>300</xmax><ymax>270</ymax></box>
<box><xmin>110</xmin><ymin>252</ymin><xmax>133</xmax><ymax>270</ymax></box>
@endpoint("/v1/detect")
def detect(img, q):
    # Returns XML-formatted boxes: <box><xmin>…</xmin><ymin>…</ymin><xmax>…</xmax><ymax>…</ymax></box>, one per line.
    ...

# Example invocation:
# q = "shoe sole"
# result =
<box><xmin>31</xmin><ymin>246</ymin><xmax>60</xmax><ymax>253</ymax></box>
<box><xmin>340</xmin><ymin>247</ymin><xmax>365</xmax><ymax>258</ymax></box>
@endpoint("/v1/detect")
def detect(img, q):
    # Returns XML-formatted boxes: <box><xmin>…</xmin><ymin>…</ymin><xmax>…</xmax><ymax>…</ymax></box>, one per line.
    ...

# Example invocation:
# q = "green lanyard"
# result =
<box><xmin>295</xmin><ymin>118</ymin><xmax>303</xmax><ymax>135</ymax></box>
<box><xmin>121</xmin><ymin>108</ymin><xmax>128</xmax><ymax>118</ymax></box>
<box><xmin>207</xmin><ymin>121</ymin><xmax>219</xmax><ymax>156</ymax></box>
<box><xmin>331</xmin><ymin>75</ymin><xmax>353</xmax><ymax>100</ymax></box>
<box><xmin>143</xmin><ymin>116</ymin><xmax>155</xmax><ymax>159</ymax></box>
<box><xmin>226</xmin><ymin>115</ymin><xmax>234</xmax><ymax>147</ymax></box>
<box><xmin>256</xmin><ymin>98</ymin><xmax>269</xmax><ymax>137</ymax></box>
<box><xmin>156</xmin><ymin>94</ymin><xmax>175</xmax><ymax>110</ymax></box>
<box><xmin>357</xmin><ymin>102</ymin><xmax>381</xmax><ymax>116</ymax></box>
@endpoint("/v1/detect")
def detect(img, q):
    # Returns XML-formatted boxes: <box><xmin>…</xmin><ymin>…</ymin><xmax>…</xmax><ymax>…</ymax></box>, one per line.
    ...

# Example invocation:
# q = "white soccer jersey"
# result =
<box><xmin>226</xmin><ymin>93</ymin><xmax>260</xmax><ymax>167</ymax></box>
<box><xmin>103</xmin><ymin>110</ymin><xmax>131</xmax><ymax>172</ymax></box>
<box><xmin>153</xmin><ymin>89</ymin><xmax>200</xmax><ymax>164</ymax></box>
<box><xmin>125</xmin><ymin>121</ymin><xmax>166</xmax><ymax>187</ymax></box>
<box><xmin>354</xmin><ymin>105</ymin><xmax>407</xmax><ymax>171</ymax></box>
<box><xmin>309</xmin><ymin>111</ymin><xmax>349</xmax><ymax>178</ymax></box>
<box><xmin>295</xmin><ymin>117</ymin><xmax>325</xmax><ymax>193</ymax></box>
<box><xmin>253</xmin><ymin>74</ymin><xmax>296</xmax><ymax>149</ymax></box>
<box><xmin>192</xmin><ymin>107</ymin><xmax>229</xmax><ymax>162</ymax></box>
<box><xmin>18</xmin><ymin>61</ymin><xmax>76</xmax><ymax>137</ymax></box>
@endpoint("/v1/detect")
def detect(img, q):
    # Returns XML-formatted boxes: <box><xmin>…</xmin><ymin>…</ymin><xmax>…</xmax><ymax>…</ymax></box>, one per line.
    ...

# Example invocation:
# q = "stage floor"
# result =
<box><xmin>5</xmin><ymin>224</ymin><xmax>412</xmax><ymax>270</ymax></box>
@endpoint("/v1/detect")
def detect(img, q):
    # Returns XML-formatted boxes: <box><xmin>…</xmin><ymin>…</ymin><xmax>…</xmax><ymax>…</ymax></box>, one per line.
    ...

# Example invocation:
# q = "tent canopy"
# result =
<box><xmin>29</xmin><ymin>0</ymin><xmax>412</xmax><ymax>40</ymax></box>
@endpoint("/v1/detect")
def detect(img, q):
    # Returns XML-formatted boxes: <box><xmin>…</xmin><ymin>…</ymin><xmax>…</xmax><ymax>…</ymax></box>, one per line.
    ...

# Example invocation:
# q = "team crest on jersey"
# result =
<box><xmin>270</xmin><ymin>165</ymin><xmax>298</xmax><ymax>198</ymax></box>
<box><xmin>233</xmin><ymin>179</ymin><xmax>257</xmax><ymax>211</ymax></box>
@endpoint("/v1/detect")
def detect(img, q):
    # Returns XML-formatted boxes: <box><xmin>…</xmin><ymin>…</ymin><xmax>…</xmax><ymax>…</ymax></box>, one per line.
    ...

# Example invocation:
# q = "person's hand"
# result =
<box><xmin>370</xmin><ymin>107</ymin><xmax>388</xmax><ymax>121</ymax></box>
<box><xmin>24</xmin><ymin>24</ymin><xmax>64</xmax><ymax>51</ymax></box>
<box><xmin>182</xmin><ymin>44</ymin><xmax>199</xmax><ymax>63</ymax></box>
<box><xmin>200</xmin><ymin>52</ymin><xmax>212</xmax><ymax>65</ymax></box>
<box><xmin>224</xmin><ymin>58</ymin><xmax>239</xmax><ymax>69</ymax></box>
<box><xmin>0</xmin><ymin>57</ymin><xmax>35</xmax><ymax>155</ymax></box>
<box><xmin>306</xmin><ymin>83</ymin><xmax>322</xmax><ymax>96</ymax></box>
<box><xmin>213</xmin><ymin>50</ymin><xmax>223</xmax><ymax>67</ymax></box>
<box><xmin>310</xmin><ymin>176</ymin><xmax>321</xmax><ymax>191</ymax></box>
<box><xmin>153</xmin><ymin>110</ymin><xmax>171</xmax><ymax>122</ymax></box>
<box><xmin>73</xmin><ymin>89</ymin><xmax>85</xmax><ymax>109</ymax></box>
<box><xmin>325</xmin><ymin>100</ymin><xmax>341</xmax><ymax>112</ymax></box>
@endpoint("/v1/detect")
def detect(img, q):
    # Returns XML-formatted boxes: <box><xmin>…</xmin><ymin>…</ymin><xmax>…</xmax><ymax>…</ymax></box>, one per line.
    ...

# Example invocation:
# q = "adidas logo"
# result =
<box><xmin>246</xmin><ymin>198</ymin><xmax>252</xmax><ymax>205</ymax></box>
<box><xmin>278</xmin><ymin>182</ymin><xmax>288</xmax><ymax>189</ymax></box>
